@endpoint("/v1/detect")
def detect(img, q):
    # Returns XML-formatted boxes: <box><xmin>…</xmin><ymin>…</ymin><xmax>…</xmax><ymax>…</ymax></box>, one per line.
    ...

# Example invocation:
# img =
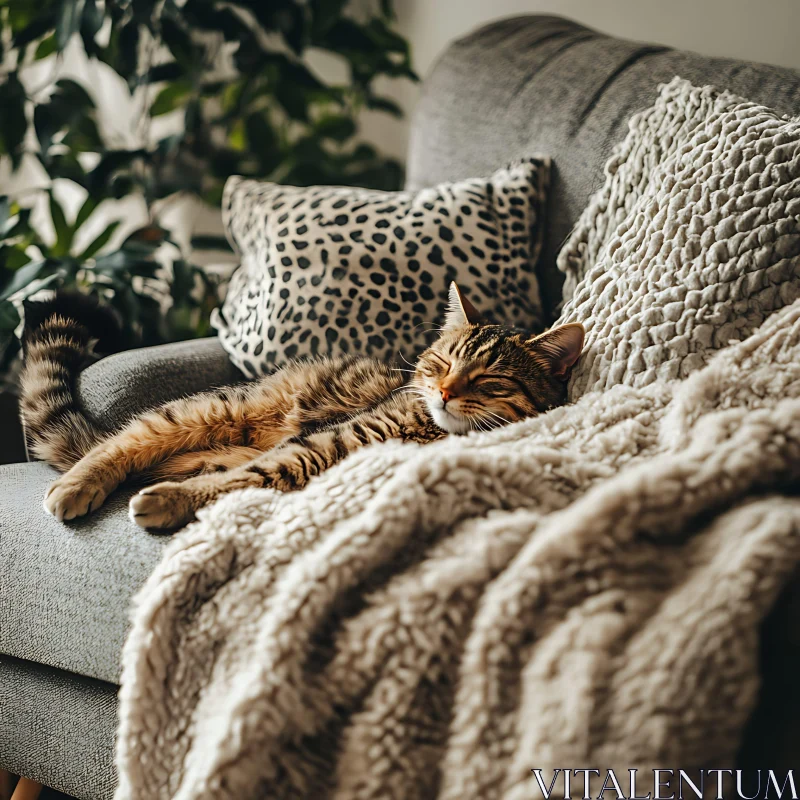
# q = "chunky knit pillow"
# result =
<box><xmin>212</xmin><ymin>159</ymin><xmax>549</xmax><ymax>377</ymax></box>
<box><xmin>557</xmin><ymin>78</ymin><xmax>800</xmax><ymax>398</ymax></box>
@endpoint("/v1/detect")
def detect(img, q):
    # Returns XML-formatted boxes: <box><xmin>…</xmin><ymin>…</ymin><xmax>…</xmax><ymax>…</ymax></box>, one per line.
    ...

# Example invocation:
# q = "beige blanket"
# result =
<box><xmin>114</xmin><ymin>300</ymin><xmax>800</xmax><ymax>800</ymax></box>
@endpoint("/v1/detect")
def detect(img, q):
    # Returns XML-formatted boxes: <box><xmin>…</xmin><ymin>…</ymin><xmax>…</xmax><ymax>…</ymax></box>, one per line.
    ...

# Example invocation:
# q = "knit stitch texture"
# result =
<box><xmin>558</xmin><ymin>78</ymin><xmax>800</xmax><ymax>396</ymax></box>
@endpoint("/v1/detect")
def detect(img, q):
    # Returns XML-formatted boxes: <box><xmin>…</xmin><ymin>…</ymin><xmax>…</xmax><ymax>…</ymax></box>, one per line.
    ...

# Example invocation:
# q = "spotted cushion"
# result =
<box><xmin>557</xmin><ymin>77</ymin><xmax>800</xmax><ymax>398</ymax></box>
<box><xmin>213</xmin><ymin>159</ymin><xmax>550</xmax><ymax>377</ymax></box>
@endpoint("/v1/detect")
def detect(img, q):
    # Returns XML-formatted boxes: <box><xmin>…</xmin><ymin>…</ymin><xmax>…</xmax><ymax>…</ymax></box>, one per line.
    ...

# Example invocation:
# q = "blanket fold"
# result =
<box><xmin>115</xmin><ymin>299</ymin><xmax>800</xmax><ymax>800</ymax></box>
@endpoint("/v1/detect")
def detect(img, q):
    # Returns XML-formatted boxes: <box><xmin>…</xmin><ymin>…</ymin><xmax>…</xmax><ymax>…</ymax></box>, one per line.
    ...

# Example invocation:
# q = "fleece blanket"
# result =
<box><xmin>113</xmin><ymin>298</ymin><xmax>800</xmax><ymax>799</ymax></box>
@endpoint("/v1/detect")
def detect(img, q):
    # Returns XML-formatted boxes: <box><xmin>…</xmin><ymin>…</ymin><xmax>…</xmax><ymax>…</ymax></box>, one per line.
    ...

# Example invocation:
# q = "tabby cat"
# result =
<box><xmin>20</xmin><ymin>283</ymin><xmax>584</xmax><ymax>531</ymax></box>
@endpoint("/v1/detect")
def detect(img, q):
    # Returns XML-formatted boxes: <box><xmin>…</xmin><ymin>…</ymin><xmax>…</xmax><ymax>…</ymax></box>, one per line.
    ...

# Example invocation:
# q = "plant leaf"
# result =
<box><xmin>0</xmin><ymin>73</ymin><xmax>28</xmax><ymax>170</ymax></box>
<box><xmin>35</xmin><ymin>33</ymin><xmax>58</xmax><ymax>60</ymax></box>
<box><xmin>35</xmin><ymin>78</ymin><xmax>97</xmax><ymax>161</ymax></box>
<box><xmin>228</xmin><ymin>118</ymin><xmax>246</xmax><ymax>151</ymax></box>
<box><xmin>280</xmin><ymin>2</ymin><xmax>307</xmax><ymax>55</ymax></box>
<box><xmin>73</xmin><ymin>196</ymin><xmax>99</xmax><ymax>232</ymax></box>
<box><xmin>170</xmin><ymin>257</ymin><xmax>195</xmax><ymax>301</ymax></box>
<box><xmin>55</xmin><ymin>78</ymin><xmax>95</xmax><ymax>109</ymax></box>
<box><xmin>244</xmin><ymin>112</ymin><xmax>278</xmax><ymax>153</ymax></box>
<box><xmin>150</xmin><ymin>80</ymin><xmax>193</xmax><ymax>116</ymax></box>
<box><xmin>181</xmin><ymin>1</ymin><xmax>248</xmax><ymax>40</ymax></box>
<box><xmin>13</xmin><ymin>14</ymin><xmax>57</xmax><ymax>49</ymax></box>
<box><xmin>0</xmin><ymin>198</ymin><xmax>10</xmax><ymax>234</ymax></box>
<box><xmin>310</xmin><ymin>0</ymin><xmax>348</xmax><ymax>39</ymax></box>
<box><xmin>117</xmin><ymin>22</ymin><xmax>141</xmax><ymax>88</ymax></box>
<box><xmin>87</xmin><ymin>149</ymin><xmax>145</xmax><ymax>195</ymax></box>
<box><xmin>45</xmin><ymin>153</ymin><xmax>88</xmax><ymax>186</ymax></box>
<box><xmin>160</xmin><ymin>17</ymin><xmax>195</xmax><ymax>69</ymax></box>
<box><xmin>49</xmin><ymin>192</ymin><xmax>73</xmax><ymax>256</ymax></box>
<box><xmin>34</xmin><ymin>103</ymin><xmax>59</xmax><ymax>160</ymax></box>
<box><xmin>0</xmin><ymin>259</ymin><xmax>51</xmax><ymax>301</ymax></box>
<box><xmin>275</xmin><ymin>80</ymin><xmax>308</xmax><ymax>121</ymax></box>
<box><xmin>56</xmin><ymin>0</ymin><xmax>87</xmax><ymax>51</ymax></box>
<box><xmin>315</xmin><ymin>114</ymin><xmax>356</xmax><ymax>142</ymax></box>
<box><xmin>2</xmin><ymin>204</ymin><xmax>31</xmax><ymax>237</ymax></box>
<box><xmin>0</xmin><ymin>301</ymin><xmax>20</xmax><ymax>332</ymax></box>
<box><xmin>78</xmin><ymin>220</ymin><xmax>120</xmax><ymax>261</ymax></box>
<box><xmin>366</xmin><ymin>94</ymin><xmax>403</xmax><ymax>117</ymax></box>
<box><xmin>80</xmin><ymin>0</ymin><xmax>104</xmax><ymax>55</ymax></box>
<box><xmin>61</xmin><ymin>114</ymin><xmax>104</xmax><ymax>153</ymax></box>
<box><xmin>2</xmin><ymin>247</ymin><xmax>33</xmax><ymax>270</ymax></box>
<box><xmin>145</xmin><ymin>62</ymin><xmax>185</xmax><ymax>84</ymax></box>
<box><xmin>92</xmin><ymin>248</ymin><xmax>158</xmax><ymax>277</ymax></box>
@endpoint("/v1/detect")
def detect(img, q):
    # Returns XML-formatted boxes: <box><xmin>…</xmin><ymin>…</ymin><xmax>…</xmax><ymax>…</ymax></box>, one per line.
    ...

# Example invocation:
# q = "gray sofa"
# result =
<box><xmin>2</xmin><ymin>15</ymin><xmax>799</xmax><ymax>800</ymax></box>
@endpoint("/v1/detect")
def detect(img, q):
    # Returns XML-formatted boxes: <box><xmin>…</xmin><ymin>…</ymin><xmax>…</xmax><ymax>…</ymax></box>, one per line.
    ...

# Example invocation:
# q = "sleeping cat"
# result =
<box><xmin>20</xmin><ymin>283</ymin><xmax>584</xmax><ymax>531</ymax></box>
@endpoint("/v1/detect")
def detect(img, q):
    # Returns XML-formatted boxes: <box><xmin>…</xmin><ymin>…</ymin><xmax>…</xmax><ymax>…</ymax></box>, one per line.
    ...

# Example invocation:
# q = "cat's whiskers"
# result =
<box><xmin>466</xmin><ymin>413</ymin><xmax>490</xmax><ymax>434</ymax></box>
<box><xmin>412</xmin><ymin>321</ymin><xmax>445</xmax><ymax>333</ymax></box>
<box><xmin>398</xmin><ymin>353</ymin><xmax>418</xmax><ymax>369</ymax></box>
<box><xmin>392</xmin><ymin>382</ymin><xmax>425</xmax><ymax>392</ymax></box>
<box><xmin>392</xmin><ymin>385</ymin><xmax>428</xmax><ymax>400</ymax></box>
<box><xmin>475</xmin><ymin>418</ymin><xmax>492</xmax><ymax>433</ymax></box>
<box><xmin>481</xmin><ymin>409</ymin><xmax>511</xmax><ymax>426</ymax></box>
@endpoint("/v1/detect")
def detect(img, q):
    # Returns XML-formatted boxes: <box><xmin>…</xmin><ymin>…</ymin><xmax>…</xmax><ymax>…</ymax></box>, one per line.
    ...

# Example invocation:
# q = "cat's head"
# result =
<box><xmin>414</xmin><ymin>283</ymin><xmax>585</xmax><ymax>434</ymax></box>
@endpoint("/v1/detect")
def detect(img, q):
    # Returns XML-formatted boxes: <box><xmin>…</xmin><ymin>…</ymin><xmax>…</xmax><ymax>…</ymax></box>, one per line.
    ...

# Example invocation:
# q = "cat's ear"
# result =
<box><xmin>443</xmin><ymin>282</ymin><xmax>482</xmax><ymax>330</ymax></box>
<box><xmin>527</xmin><ymin>323</ymin><xmax>585</xmax><ymax>379</ymax></box>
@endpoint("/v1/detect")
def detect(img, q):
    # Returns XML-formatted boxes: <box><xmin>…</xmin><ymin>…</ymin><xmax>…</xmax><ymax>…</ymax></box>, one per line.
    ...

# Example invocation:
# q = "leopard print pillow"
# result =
<box><xmin>212</xmin><ymin>158</ymin><xmax>550</xmax><ymax>377</ymax></box>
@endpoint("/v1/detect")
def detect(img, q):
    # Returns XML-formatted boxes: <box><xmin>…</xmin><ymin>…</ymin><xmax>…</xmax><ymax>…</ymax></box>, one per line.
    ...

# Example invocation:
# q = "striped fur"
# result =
<box><xmin>22</xmin><ymin>285</ymin><xmax>584</xmax><ymax>531</ymax></box>
<box><xmin>20</xmin><ymin>292</ymin><xmax>121</xmax><ymax>469</ymax></box>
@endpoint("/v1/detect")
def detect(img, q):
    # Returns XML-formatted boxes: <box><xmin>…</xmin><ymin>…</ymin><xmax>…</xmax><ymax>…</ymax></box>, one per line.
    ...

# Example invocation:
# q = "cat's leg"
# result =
<box><xmin>45</xmin><ymin>356</ymin><xmax>403</xmax><ymax>521</ymax></box>
<box><xmin>43</xmin><ymin>373</ymin><xmax>302</xmax><ymax>521</ymax></box>
<box><xmin>152</xmin><ymin>446</ymin><xmax>266</xmax><ymax>479</ymax></box>
<box><xmin>129</xmin><ymin>396</ymin><xmax>442</xmax><ymax>530</ymax></box>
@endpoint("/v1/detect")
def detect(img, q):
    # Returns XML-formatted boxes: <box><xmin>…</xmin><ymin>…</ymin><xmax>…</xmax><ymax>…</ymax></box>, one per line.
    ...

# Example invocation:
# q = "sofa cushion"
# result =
<box><xmin>0</xmin><ymin>655</ymin><xmax>117</xmax><ymax>800</ymax></box>
<box><xmin>406</xmin><ymin>15</ymin><xmax>800</xmax><ymax>319</ymax></box>
<box><xmin>76</xmin><ymin>337</ymin><xmax>243</xmax><ymax>434</ymax></box>
<box><xmin>0</xmin><ymin>462</ymin><xmax>168</xmax><ymax>684</ymax></box>
<box><xmin>215</xmin><ymin>159</ymin><xmax>551</xmax><ymax>378</ymax></box>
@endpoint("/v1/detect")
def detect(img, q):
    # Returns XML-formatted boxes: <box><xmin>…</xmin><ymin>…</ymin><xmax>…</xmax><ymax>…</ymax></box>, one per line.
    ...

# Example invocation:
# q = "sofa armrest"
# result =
<box><xmin>76</xmin><ymin>337</ymin><xmax>244</xmax><ymax>434</ymax></box>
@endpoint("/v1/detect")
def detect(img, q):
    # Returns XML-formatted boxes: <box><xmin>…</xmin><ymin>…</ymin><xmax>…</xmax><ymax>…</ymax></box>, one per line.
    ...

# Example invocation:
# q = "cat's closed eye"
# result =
<box><xmin>427</xmin><ymin>351</ymin><xmax>451</xmax><ymax>370</ymax></box>
<box><xmin>473</xmin><ymin>375</ymin><xmax>516</xmax><ymax>393</ymax></box>
<box><xmin>473</xmin><ymin>374</ymin><xmax>512</xmax><ymax>385</ymax></box>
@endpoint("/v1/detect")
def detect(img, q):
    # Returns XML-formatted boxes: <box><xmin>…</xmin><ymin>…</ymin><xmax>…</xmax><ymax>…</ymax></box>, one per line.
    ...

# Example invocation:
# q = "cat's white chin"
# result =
<box><xmin>427</xmin><ymin>404</ymin><xmax>473</xmax><ymax>435</ymax></box>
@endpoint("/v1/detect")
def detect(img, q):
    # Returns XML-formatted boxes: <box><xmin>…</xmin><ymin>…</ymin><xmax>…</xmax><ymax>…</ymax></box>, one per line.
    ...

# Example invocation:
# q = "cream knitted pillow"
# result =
<box><xmin>558</xmin><ymin>77</ymin><xmax>800</xmax><ymax>398</ymax></box>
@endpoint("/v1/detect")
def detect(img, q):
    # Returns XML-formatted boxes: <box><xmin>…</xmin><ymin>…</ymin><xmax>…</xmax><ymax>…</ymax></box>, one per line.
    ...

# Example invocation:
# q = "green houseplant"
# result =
<box><xmin>0</xmin><ymin>0</ymin><xmax>416</xmax><ymax>375</ymax></box>
<box><xmin>0</xmin><ymin>0</ymin><xmax>416</xmax><ymax>461</ymax></box>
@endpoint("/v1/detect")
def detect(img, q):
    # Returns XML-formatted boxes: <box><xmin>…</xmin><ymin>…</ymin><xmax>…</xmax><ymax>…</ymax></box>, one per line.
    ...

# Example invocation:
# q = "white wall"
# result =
<box><xmin>366</xmin><ymin>0</ymin><xmax>800</xmax><ymax>160</ymax></box>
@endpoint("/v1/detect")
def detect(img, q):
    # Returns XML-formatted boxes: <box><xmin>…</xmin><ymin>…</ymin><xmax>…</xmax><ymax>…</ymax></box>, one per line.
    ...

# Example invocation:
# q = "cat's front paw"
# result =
<box><xmin>44</xmin><ymin>475</ymin><xmax>109</xmax><ymax>521</ymax></box>
<box><xmin>129</xmin><ymin>482</ymin><xmax>195</xmax><ymax>531</ymax></box>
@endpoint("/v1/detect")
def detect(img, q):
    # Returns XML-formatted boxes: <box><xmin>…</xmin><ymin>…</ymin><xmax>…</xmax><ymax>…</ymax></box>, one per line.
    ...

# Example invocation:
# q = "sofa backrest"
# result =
<box><xmin>405</xmin><ymin>14</ymin><xmax>800</xmax><ymax>320</ymax></box>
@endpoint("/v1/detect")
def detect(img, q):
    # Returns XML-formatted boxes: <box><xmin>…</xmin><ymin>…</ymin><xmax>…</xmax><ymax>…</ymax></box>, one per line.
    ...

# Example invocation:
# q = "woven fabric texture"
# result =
<box><xmin>76</xmin><ymin>337</ymin><xmax>242</xmax><ymax>433</ymax></box>
<box><xmin>0</xmin><ymin>655</ymin><xmax>117</xmax><ymax>800</ymax></box>
<box><xmin>0</xmin><ymin>461</ymin><xmax>168</xmax><ymax>684</ymax></box>
<box><xmin>559</xmin><ymin>78</ymin><xmax>800</xmax><ymax>397</ymax></box>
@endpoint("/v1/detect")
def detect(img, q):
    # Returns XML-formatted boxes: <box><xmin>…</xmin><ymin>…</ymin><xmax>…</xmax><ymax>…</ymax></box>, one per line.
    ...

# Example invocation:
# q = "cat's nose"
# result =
<box><xmin>440</xmin><ymin>375</ymin><xmax>466</xmax><ymax>404</ymax></box>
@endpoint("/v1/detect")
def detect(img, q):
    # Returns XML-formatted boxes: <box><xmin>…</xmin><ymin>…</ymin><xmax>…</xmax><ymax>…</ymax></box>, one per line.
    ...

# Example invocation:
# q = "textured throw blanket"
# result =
<box><xmin>114</xmin><ymin>298</ymin><xmax>800</xmax><ymax>800</ymax></box>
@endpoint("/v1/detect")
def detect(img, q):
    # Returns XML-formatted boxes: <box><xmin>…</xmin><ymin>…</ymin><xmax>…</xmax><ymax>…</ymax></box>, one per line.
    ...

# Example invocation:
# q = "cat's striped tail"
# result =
<box><xmin>19</xmin><ymin>292</ymin><xmax>122</xmax><ymax>470</ymax></box>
